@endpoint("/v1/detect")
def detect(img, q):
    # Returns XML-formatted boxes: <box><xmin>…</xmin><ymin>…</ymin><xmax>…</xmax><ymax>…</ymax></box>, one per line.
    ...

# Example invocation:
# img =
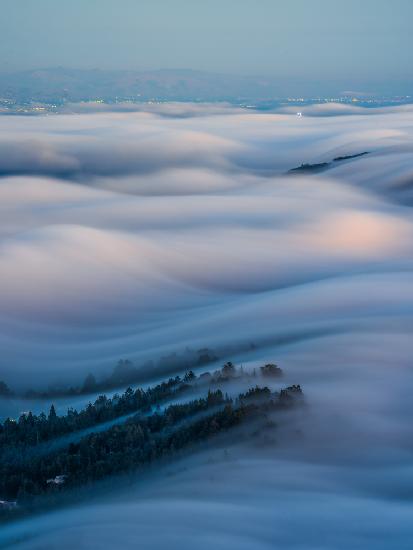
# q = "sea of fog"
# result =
<box><xmin>1</xmin><ymin>103</ymin><xmax>413</xmax><ymax>548</ymax></box>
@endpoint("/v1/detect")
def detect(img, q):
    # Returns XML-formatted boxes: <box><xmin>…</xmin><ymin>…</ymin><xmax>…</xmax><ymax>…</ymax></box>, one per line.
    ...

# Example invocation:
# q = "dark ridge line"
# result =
<box><xmin>288</xmin><ymin>162</ymin><xmax>330</xmax><ymax>174</ymax></box>
<box><xmin>0</xmin><ymin>383</ymin><xmax>303</xmax><ymax>515</ymax></box>
<box><xmin>288</xmin><ymin>151</ymin><xmax>370</xmax><ymax>174</ymax></box>
<box><xmin>333</xmin><ymin>151</ymin><xmax>370</xmax><ymax>162</ymax></box>
<box><xmin>0</xmin><ymin>362</ymin><xmax>283</xmax><ymax>448</ymax></box>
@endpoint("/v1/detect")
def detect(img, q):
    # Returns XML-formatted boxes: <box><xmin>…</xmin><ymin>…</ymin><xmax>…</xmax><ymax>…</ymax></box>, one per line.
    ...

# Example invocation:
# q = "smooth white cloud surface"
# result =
<box><xmin>1</xmin><ymin>104</ymin><xmax>413</xmax><ymax>549</ymax></box>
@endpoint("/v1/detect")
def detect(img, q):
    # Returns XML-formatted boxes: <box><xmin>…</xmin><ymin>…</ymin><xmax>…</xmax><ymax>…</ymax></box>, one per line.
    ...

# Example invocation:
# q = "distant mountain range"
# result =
<box><xmin>0</xmin><ymin>67</ymin><xmax>286</xmax><ymax>103</ymax></box>
<box><xmin>0</xmin><ymin>68</ymin><xmax>410</xmax><ymax>106</ymax></box>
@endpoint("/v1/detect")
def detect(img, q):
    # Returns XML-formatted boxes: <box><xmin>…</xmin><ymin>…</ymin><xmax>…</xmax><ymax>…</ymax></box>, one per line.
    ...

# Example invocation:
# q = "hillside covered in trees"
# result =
<box><xmin>0</xmin><ymin>361</ymin><xmax>301</xmax><ymax>519</ymax></box>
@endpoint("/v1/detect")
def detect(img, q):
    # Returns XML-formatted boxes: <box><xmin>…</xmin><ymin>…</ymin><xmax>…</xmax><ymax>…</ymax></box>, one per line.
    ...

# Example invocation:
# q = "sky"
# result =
<box><xmin>0</xmin><ymin>0</ymin><xmax>412</xmax><ymax>88</ymax></box>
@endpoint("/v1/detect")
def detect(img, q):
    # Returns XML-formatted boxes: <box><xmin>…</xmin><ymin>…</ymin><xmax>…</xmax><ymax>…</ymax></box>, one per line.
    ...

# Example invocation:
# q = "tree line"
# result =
<box><xmin>0</xmin><ymin>383</ymin><xmax>302</xmax><ymax>505</ymax></box>
<box><xmin>0</xmin><ymin>362</ymin><xmax>283</xmax><ymax>449</ymax></box>
<box><xmin>0</xmin><ymin>348</ymin><xmax>220</xmax><ymax>400</ymax></box>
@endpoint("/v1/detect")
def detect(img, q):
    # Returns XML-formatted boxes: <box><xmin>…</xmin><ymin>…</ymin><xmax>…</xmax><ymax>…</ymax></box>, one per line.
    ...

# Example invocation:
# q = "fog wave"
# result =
<box><xmin>1</xmin><ymin>104</ymin><xmax>413</xmax><ymax>549</ymax></box>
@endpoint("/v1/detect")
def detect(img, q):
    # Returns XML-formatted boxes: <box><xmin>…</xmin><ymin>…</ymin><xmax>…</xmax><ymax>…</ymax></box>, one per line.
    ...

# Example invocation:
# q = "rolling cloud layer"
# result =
<box><xmin>1</xmin><ymin>104</ymin><xmax>413</xmax><ymax>548</ymax></box>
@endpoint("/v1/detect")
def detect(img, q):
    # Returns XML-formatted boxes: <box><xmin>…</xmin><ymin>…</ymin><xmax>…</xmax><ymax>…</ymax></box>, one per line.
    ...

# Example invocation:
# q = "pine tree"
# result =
<box><xmin>48</xmin><ymin>404</ymin><xmax>57</xmax><ymax>422</ymax></box>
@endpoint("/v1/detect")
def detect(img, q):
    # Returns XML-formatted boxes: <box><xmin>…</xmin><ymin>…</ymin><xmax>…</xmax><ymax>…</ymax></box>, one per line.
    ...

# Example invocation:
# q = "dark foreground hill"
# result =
<box><xmin>0</xmin><ymin>361</ymin><xmax>302</xmax><ymax>520</ymax></box>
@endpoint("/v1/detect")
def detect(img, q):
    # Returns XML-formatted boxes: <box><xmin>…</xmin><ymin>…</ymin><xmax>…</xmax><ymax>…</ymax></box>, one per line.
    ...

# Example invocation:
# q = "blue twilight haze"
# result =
<box><xmin>0</xmin><ymin>0</ymin><xmax>412</xmax><ymax>94</ymax></box>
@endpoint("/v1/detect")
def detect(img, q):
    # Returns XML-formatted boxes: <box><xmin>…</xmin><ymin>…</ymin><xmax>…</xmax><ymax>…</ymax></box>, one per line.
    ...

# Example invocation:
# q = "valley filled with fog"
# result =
<box><xmin>1</xmin><ymin>104</ymin><xmax>413</xmax><ymax>549</ymax></box>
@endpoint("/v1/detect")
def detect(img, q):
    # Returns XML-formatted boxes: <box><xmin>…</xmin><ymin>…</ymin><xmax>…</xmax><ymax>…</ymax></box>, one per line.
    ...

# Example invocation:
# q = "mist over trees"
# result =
<box><xmin>0</xmin><ymin>367</ymin><xmax>302</xmax><ymax>514</ymax></box>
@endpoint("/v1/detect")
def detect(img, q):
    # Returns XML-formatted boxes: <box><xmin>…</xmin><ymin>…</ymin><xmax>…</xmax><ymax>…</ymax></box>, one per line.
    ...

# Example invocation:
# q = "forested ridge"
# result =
<box><xmin>0</xmin><ymin>362</ymin><xmax>281</xmax><ymax>448</ymax></box>
<box><xmin>0</xmin><ymin>348</ymin><xmax>221</xmax><ymax>399</ymax></box>
<box><xmin>0</xmin><ymin>361</ymin><xmax>300</xmax><ymax>518</ymax></box>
